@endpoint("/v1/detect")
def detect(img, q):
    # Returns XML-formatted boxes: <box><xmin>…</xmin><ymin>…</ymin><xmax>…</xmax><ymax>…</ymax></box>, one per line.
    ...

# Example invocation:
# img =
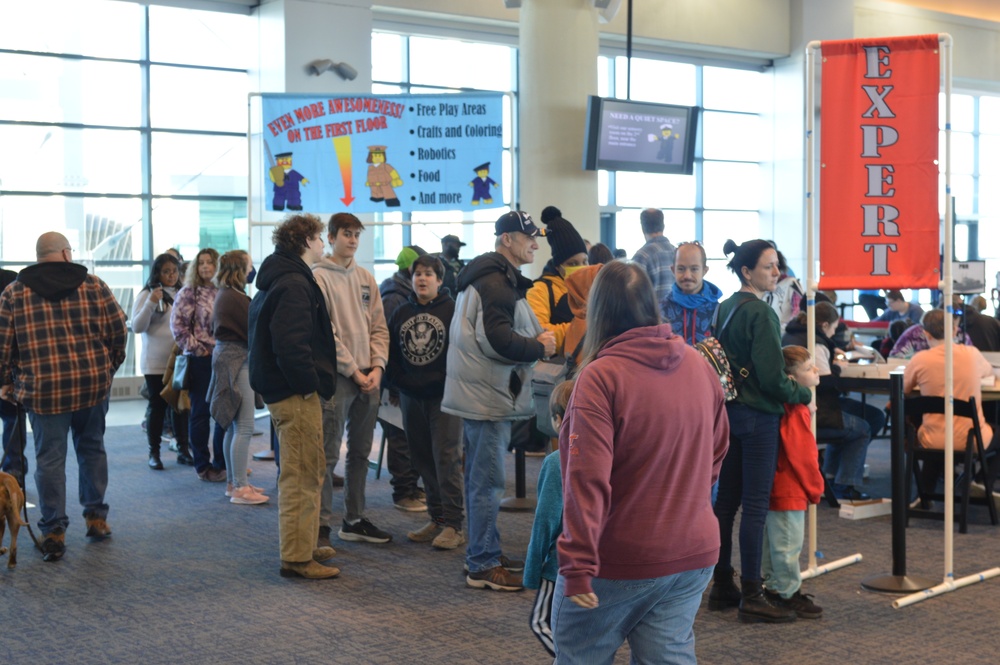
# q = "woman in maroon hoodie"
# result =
<box><xmin>551</xmin><ymin>261</ymin><xmax>730</xmax><ymax>664</ymax></box>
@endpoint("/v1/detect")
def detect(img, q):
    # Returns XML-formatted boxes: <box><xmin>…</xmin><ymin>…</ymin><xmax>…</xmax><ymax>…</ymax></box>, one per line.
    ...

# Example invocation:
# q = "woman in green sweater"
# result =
<box><xmin>709</xmin><ymin>239</ymin><xmax>813</xmax><ymax>624</ymax></box>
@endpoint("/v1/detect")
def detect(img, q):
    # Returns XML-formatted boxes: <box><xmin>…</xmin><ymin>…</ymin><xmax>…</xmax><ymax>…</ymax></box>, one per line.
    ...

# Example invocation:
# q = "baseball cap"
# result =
<box><xmin>494</xmin><ymin>210</ymin><xmax>541</xmax><ymax>237</ymax></box>
<box><xmin>441</xmin><ymin>234</ymin><xmax>466</xmax><ymax>247</ymax></box>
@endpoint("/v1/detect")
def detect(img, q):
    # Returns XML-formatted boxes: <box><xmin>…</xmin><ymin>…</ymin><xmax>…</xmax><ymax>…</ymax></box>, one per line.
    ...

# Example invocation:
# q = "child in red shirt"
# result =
<box><xmin>762</xmin><ymin>345</ymin><xmax>826</xmax><ymax>619</ymax></box>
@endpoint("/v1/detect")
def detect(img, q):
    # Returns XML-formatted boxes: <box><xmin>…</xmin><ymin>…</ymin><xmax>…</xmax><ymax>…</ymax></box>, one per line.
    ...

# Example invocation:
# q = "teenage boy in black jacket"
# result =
<box><xmin>385</xmin><ymin>255</ymin><xmax>465</xmax><ymax>551</ymax></box>
<box><xmin>248</xmin><ymin>214</ymin><xmax>338</xmax><ymax>580</ymax></box>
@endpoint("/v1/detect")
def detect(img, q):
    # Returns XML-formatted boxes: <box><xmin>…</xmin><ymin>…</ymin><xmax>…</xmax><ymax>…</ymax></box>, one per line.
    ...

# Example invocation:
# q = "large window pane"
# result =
<box><xmin>409</xmin><ymin>210</ymin><xmax>468</xmax><ymax>257</ymax></box>
<box><xmin>372</xmin><ymin>32</ymin><xmax>405</xmax><ymax>82</ymax></box>
<box><xmin>940</xmin><ymin>93</ymin><xmax>974</xmax><ymax>132</ymax></box>
<box><xmin>0</xmin><ymin>54</ymin><xmax>141</xmax><ymax>126</ymax></box>
<box><xmin>939</xmin><ymin>173</ymin><xmax>973</xmax><ymax>217</ymax></box>
<box><xmin>0</xmin><ymin>126</ymin><xmax>141</xmax><ymax>194</ymax></box>
<box><xmin>703</xmin><ymin>67</ymin><xmax>766</xmax><ymax>113</ymax></box>
<box><xmin>939</xmin><ymin>131</ymin><xmax>973</xmax><ymax>174</ymax></box>
<box><xmin>981</xmin><ymin>95</ymin><xmax>1000</xmax><ymax>135</ymax></box>
<box><xmin>703</xmin><ymin>211</ymin><xmax>760</xmax><ymax>262</ymax></box>
<box><xmin>702</xmin><ymin>112</ymin><xmax>763</xmax><ymax>162</ymax></box>
<box><xmin>371</xmin><ymin>213</ymin><xmax>404</xmax><ymax>262</ymax></box>
<box><xmin>615</xmin><ymin>58</ymin><xmax>696</xmax><ymax>105</ymax></box>
<box><xmin>150</xmin><ymin>66</ymin><xmax>249</xmax><ymax>132</ymax></box>
<box><xmin>151</xmin><ymin>133</ymin><xmax>248</xmax><ymax>197</ymax></box>
<box><xmin>409</xmin><ymin>37</ymin><xmax>513</xmax><ymax>91</ymax></box>
<box><xmin>149</xmin><ymin>6</ymin><xmax>251</xmax><ymax>69</ymax></box>
<box><xmin>615</xmin><ymin>172</ymin><xmax>695</xmax><ymax>209</ymax></box>
<box><xmin>614</xmin><ymin>209</ymin><xmax>694</xmax><ymax>259</ymax></box>
<box><xmin>703</xmin><ymin>162</ymin><xmax>761</xmax><ymax>210</ymax></box>
<box><xmin>0</xmin><ymin>0</ymin><xmax>142</xmax><ymax>59</ymax></box>
<box><xmin>980</xmin><ymin>135</ymin><xmax>1000</xmax><ymax>174</ymax></box>
<box><xmin>0</xmin><ymin>195</ymin><xmax>143</xmax><ymax>264</ymax></box>
<box><xmin>151</xmin><ymin>199</ymin><xmax>247</xmax><ymax>258</ymax></box>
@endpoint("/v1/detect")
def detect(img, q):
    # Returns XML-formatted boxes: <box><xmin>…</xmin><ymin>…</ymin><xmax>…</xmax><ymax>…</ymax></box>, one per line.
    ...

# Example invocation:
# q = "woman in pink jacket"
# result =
<box><xmin>552</xmin><ymin>261</ymin><xmax>730</xmax><ymax>664</ymax></box>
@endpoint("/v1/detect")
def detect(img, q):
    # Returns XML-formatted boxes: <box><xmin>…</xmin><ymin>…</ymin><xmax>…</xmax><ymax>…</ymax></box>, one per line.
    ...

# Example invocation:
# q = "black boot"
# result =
<box><xmin>148</xmin><ymin>443</ymin><xmax>164</xmax><ymax>470</ymax></box>
<box><xmin>738</xmin><ymin>579</ymin><xmax>796</xmax><ymax>624</ymax></box>
<box><xmin>708</xmin><ymin>566</ymin><xmax>742</xmax><ymax>611</ymax></box>
<box><xmin>176</xmin><ymin>441</ymin><xmax>194</xmax><ymax>466</ymax></box>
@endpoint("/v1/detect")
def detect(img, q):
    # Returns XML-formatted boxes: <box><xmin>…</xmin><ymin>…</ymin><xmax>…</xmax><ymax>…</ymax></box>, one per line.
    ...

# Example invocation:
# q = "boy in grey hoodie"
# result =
<box><xmin>312</xmin><ymin>213</ymin><xmax>392</xmax><ymax>545</ymax></box>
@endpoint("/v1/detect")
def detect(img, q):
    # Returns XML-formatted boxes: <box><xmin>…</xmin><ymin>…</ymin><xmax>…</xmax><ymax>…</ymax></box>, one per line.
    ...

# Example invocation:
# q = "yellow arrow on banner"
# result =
<box><xmin>333</xmin><ymin>136</ymin><xmax>354</xmax><ymax>206</ymax></box>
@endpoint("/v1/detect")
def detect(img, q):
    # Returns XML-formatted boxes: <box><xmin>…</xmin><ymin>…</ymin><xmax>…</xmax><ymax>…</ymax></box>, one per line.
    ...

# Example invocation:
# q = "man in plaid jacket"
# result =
<box><xmin>0</xmin><ymin>232</ymin><xmax>127</xmax><ymax>562</ymax></box>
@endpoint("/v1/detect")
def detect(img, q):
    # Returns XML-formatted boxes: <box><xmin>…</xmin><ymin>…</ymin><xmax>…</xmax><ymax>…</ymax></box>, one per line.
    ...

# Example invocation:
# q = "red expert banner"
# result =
<box><xmin>819</xmin><ymin>34</ymin><xmax>940</xmax><ymax>290</ymax></box>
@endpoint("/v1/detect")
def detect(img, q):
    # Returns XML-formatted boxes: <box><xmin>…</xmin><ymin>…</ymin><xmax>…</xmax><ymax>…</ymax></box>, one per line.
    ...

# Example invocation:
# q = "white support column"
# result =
<box><xmin>518</xmin><ymin>0</ymin><xmax>600</xmax><ymax>275</ymax></box>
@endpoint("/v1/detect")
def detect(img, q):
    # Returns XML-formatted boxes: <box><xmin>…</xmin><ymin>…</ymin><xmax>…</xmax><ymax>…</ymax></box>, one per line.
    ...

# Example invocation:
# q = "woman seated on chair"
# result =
<box><xmin>782</xmin><ymin>301</ymin><xmax>885</xmax><ymax>500</ymax></box>
<box><xmin>902</xmin><ymin>309</ymin><xmax>996</xmax><ymax>493</ymax></box>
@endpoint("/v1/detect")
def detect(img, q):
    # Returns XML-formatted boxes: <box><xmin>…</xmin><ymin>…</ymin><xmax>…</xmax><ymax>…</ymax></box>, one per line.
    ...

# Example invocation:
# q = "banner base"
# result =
<box><xmin>861</xmin><ymin>573</ymin><xmax>936</xmax><ymax>593</ymax></box>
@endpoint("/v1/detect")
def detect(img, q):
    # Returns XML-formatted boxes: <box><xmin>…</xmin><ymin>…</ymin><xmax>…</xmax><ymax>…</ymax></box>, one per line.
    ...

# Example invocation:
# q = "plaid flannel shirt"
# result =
<box><xmin>0</xmin><ymin>271</ymin><xmax>127</xmax><ymax>415</ymax></box>
<box><xmin>632</xmin><ymin>235</ymin><xmax>677</xmax><ymax>306</ymax></box>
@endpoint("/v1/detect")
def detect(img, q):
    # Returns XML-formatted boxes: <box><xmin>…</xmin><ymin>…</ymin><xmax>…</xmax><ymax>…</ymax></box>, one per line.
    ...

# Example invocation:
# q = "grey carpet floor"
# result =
<box><xmin>1</xmin><ymin>407</ymin><xmax>999</xmax><ymax>664</ymax></box>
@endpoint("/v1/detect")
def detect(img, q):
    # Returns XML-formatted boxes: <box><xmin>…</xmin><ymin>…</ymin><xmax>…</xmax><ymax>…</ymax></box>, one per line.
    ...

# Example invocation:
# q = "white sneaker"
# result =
<box><xmin>432</xmin><ymin>526</ymin><xmax>467</xmax><ymax>550</ymax></box>
<box><xmin>231</xmin><ymin>485</ymin><xmax>269</xmax><ymax>505</ymax></box>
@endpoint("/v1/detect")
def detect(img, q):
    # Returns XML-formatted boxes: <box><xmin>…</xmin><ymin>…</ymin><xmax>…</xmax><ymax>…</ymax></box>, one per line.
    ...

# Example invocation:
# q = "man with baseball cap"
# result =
<box><xmin>436</xmin><ymin>234</ymin><xmax>467</xmax><ymax>295</ymax></box>
<box><xmin>442</xmin><ymin>210</ymin><xmax>556</xmax><ymax>591</ymax></box>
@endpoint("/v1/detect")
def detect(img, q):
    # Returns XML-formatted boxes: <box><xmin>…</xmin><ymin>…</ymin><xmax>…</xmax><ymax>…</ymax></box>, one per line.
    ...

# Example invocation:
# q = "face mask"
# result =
<box><xmin>247</xmin><ymin>267</ymin><xmax>256</xmax><ymax>285</ymax></box>
<box><xmin>562</xmin><ymin>264</ymin><xmax>585</xmax><ymax>278</ymax></box>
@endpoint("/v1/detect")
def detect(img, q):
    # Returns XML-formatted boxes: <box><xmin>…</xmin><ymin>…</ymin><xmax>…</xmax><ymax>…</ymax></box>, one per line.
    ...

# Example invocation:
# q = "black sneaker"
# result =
<box><xmin>833</xmin><ymin>484</ymin><xmax>871</xmax><ymax>501</ymax></box>
<box><xmin>338</xmin><ymin>518</ymin><xmax>392</xmax><ymax>544</ymax></box>
<box><xmin>41</xmin><ymin>531</ymin><xmax>66</xmax><ymax>562</ymax></box>
<box><xmin>766</xmin><ymin>590</ymin><xmax>823</xmax><ymax>619</ymax></box>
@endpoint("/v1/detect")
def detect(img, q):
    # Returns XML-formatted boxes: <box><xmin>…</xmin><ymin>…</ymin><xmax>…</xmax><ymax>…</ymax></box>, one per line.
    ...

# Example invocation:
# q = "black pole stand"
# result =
<box><xmin>862</xmin><ymin>372</ymin><xmax>935</xmax><ymax>593</ymax></box>
<box><xmin>500</xmin><ymin>448</ymin><xmax>535</xmax><ymax>512</ymax></box>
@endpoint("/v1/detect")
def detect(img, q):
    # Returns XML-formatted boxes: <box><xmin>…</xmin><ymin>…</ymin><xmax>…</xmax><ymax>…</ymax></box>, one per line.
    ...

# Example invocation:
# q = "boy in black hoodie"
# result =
<box><xmin>386</xmin><ymin>255</ymin><xmax>465</xmax><ymax>550</ymax></box>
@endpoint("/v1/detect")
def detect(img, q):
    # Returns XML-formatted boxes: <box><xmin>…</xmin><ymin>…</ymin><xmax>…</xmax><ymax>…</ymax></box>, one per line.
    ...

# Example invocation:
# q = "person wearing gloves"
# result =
<box><xmin>526</xmin><ymin>206</ymin><xmax>589</xmax><ymax>356</ymax></box>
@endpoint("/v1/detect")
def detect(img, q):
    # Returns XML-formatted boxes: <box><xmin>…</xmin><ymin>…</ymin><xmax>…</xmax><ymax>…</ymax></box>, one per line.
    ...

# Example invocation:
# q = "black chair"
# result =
<box><xmin>903</xmin><ymin>395</ymin><xmax>999</xmax><ymax>533</ymax></box>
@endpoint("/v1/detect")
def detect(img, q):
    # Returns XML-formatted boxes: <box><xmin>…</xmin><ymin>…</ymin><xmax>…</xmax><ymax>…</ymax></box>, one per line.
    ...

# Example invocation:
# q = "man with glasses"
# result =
<box><xmin>660</xmin><ymin>241</ymin><xmax>723</xmax><ymax>345</ymax></box>
<box><xmin>0</xmin><ymin>232</ymin><xmax>127</xmax><ymax>562</ymax></box>
<box><xmin>442</xmin><ymin>210</ymin><xmax>556</xmax><ymax>592</ymax></box>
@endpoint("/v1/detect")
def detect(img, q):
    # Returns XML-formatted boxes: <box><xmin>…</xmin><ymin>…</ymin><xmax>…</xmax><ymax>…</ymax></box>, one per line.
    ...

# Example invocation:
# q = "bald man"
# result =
<box><xmin>0</xmin><ymin>232</ymin><xmax>127</xmax><ymax>562</ymax></box>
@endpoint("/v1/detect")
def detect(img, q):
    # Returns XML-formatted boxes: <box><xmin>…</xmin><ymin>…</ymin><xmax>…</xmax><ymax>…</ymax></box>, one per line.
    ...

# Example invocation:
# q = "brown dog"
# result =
<box><xmin>0</xmin><ymin>471</ymin><xmax>26</xmax><ymax>569</ymax></box>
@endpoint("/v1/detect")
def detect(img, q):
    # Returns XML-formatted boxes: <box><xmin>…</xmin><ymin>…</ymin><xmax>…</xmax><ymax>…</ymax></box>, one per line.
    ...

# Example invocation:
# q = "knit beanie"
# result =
<box><xmin>395</xmin><ymin>245</ymin><xmax>427</xmax><ymax>271</ymax></box>
<box><xmin>540</xmin><ymin>206</ymin><xmax>587</xmax><ymax>266</ymax></box>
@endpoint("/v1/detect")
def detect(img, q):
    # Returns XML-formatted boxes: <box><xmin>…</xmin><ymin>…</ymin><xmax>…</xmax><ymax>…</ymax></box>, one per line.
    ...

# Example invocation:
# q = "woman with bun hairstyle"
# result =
<box><xmin>526</xmin><ymin>206</ymin><xmax>589</xmax><ymax>356</ymax></box>
<box><xmin>708</xmin><ymin>239</ymin><xmax>813</xmax><ymax>624</ymax></box>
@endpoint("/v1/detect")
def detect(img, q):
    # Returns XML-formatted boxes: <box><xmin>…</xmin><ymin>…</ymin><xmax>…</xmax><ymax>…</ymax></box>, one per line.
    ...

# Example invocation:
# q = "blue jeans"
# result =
<box><xmin>817</xmin><ymin>397</ymin><xmax>884</xmax><ymax>487</ymax></box>
<box><xmin>187</xmin><ymin>354</ymin><xmax>226</xmax><ymax>473</ymax></box>
<box><xmin>551</xmin><ymin>566</ymin><xmax>712</xmax><ymax>665</ymax></box>
<box><xmin>463</xmin><ymin>418</ymin><xmax>511</xmax><ymax>573</ymax></box>
<box><xmin>29</xmin><ymin>399</ymin><xmax>110</xmax><ymax>535</ymax></box>
<box><xmin>714</xmin><ymin>402</ymin><xmax>781</xmax><ymax>583</ymax></box>
<box><xmin>0</xmin><ymin>399</ymin><xmax>25</xmax><ymax>480</ymax></box>
<box><xmin>762</xmin><ymin>509</ymin><xmax>805</xmax><ymax>598</ymax></box>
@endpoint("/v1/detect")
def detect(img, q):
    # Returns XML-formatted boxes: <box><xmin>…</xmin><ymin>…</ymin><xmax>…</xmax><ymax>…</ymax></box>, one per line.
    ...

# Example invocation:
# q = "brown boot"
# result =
<box><xmin>279</xmin><ymin>560</ymin><xmax>340</xmax><ymax>579</ymax></box>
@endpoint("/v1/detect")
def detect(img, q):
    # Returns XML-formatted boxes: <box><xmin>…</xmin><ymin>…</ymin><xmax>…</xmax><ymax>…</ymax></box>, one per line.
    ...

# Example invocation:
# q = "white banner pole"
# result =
<box><xmin>803</xmin><ymin>39</ymin><xmax>861</xmax><ymax>579</ymax></box>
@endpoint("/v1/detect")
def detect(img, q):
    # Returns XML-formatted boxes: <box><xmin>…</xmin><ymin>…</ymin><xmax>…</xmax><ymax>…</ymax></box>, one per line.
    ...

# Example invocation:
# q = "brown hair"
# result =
<box><xmin>793</xmin><ymin>300</ymin><xmax>839</xmax><ymax>328</ymax></box>
<box><xmin>723</xmin><ymin>239</ymin><xmax>774</xmax><ymax>286</ymax></box>
<box><xmin>921</xmin><ymin>309</ymin><xmax>946</xmax><ymax>340</ymax></box>
<box><xmin>549</xmin><ymin>379</ymin><xmax>576</xmax><ymax>421</ymax></box>
<box><xmin>215</xmin><ymin>250</ymin><xmax>249</xmax><ymax>290</ymax></box>
<box><xmin>273</xmin><ymin>214</ymin><xmax>324</xmax><ymax>256</ymax></box>
<box><xmin>782</xmin><ymin>345</ymin><xmax>811</xmax><ymax>375</ymax></box>
<box><xmin>410</xmin><ymin>254</ymin><xmax>445</xmax><ymax>280</ymax></box>
<box><xmin>580</xmin><ymin>261</ymin><xmax>660</xmax><ymax>369</ymax></box>
<box><xmin>185</xmin><ymin>248</ymin><xmax>219</xmax><ymax>289</ymax></box>
<box><xmin>328</xmin><ymin>212</ymin><xmax>364</xmax><ymax>236</ymax></box>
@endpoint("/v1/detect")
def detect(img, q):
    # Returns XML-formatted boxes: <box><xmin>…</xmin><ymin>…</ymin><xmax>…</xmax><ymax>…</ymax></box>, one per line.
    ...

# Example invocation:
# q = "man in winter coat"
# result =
<box><xmin>248</xmin><ymin>214</ymin><xmax>338</xmax><ymax>579</ymax></box>
<box><xmin>442</xmin><ymin>210</ymin><xmax>556</xmax><ymax>592</ymax></box>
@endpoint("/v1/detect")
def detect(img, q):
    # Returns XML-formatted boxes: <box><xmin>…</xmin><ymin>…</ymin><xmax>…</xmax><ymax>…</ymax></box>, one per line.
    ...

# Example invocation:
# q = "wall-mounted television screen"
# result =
<box><xmin>582</xmin><ymin>96</ymin><xmax>699</xmax><ymax>175</ymax></box>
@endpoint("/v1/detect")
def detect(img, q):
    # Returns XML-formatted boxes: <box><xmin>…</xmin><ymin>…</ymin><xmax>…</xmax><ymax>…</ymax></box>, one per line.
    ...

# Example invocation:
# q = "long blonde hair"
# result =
<box><xmin>185</xmin><ymin>248</ymin><xmax>219</xmax><ymax>289</ymax></box>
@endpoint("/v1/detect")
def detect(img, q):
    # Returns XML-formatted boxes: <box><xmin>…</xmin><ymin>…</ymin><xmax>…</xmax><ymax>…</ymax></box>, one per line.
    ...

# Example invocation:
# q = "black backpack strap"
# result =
<box><xmin>717</xmin><ymin>297</ymin><xmax>755</xmax><ymax>386</ymax></box>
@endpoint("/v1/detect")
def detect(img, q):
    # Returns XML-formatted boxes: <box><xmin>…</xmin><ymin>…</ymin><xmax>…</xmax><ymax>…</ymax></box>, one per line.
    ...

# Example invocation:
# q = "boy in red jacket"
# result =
<box><xmin>762</xmin><ymin>345</ymin><xmax>825</xmax><ymax>619</ymax></box>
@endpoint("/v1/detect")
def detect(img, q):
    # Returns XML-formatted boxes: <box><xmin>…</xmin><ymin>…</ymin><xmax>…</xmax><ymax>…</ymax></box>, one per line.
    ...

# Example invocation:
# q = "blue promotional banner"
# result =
<box><xmin>259</xmin><ymin>93</ymin><xmax>504</xmax><ymax>214</ymax></box>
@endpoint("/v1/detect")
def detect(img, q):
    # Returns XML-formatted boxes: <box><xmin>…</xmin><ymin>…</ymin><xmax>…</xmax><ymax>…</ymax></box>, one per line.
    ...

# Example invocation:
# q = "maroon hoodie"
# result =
<box><xmin>558</xmin><ymin>324</ymin><xmax>729</xmax><ymax>597</ymax></box>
